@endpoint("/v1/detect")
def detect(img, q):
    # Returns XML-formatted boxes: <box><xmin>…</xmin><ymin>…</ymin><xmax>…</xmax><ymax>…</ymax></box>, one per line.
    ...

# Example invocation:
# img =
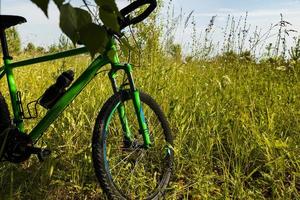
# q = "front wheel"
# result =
<box><xmin>92</xmin><ymin>90</ymin><xmax>174</xmax><ymax>199</ymax></box>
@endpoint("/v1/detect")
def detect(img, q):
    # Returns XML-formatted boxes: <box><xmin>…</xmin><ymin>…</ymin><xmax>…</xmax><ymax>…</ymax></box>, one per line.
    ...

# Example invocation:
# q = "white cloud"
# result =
<box><xmin>193</xmin><ymin>7</ymin><xmax>300</xmax><ymax>32</ymax></box>
<box><xmin>194</xmin><ymin>8</ymin><xmax>300</xmax><ymax>18</ymax></box>
<box><xmin>248</xmin><ymin>9</ymin><xmax>300</xmax><ymax>17</ymax></box>
<box><xmin>280</xmin><ymin>0</ymin><xmax>300</xmax><ymax>6</ymax></box>
<box><xmin>217</xmin><ymin>8</ymin><xmax>236</xmax><ymax>13</ymax></box>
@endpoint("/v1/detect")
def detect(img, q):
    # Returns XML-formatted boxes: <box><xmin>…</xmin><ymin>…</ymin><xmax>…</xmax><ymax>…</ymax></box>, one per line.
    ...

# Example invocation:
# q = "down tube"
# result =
<box><xmin>29</xmin><ymin>57</ymin><xmax>109</xmax><ymax>143</ymax></box>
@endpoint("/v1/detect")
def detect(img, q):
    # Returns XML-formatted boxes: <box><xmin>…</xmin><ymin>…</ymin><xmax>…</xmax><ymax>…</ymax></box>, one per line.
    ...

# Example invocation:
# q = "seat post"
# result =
<box><xmin>0</xmin><ymin>29</ymin><xmax>11</xmax><ymax>60</ymax></box>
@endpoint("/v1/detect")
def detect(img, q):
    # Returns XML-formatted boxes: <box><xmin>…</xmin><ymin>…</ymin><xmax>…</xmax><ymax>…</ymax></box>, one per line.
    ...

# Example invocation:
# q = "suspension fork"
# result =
<box><xmin>108</xmin><ymin>64</ymin><xmax>151</xmax><ymax>148</ymax></box>
<box><xmin>109</xmin><ymin>69</ymin><xmax>132</xmax><ymax>143</ymax></box>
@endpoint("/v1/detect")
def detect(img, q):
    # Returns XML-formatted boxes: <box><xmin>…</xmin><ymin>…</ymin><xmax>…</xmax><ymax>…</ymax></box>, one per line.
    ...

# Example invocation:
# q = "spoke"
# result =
<box><xmin>111</xmin><ymin>150</ymin><xmax>146</xmax><ymax>197</ymax></box>
<box><xmin>110</xmin><ymin>147</ymin><xmax>140</xmax><ymax>171</ymax></box>
<box><xmin>118</xmin><ymin>151</ymin><xmax>146</xmax><ymax>196</ymax></box>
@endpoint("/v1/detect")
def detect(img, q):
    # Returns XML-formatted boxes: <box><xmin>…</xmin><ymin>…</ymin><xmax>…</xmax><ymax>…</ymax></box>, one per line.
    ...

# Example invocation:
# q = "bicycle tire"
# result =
<box><xmin>0</xmin><ymin>92</ymin><xmax>10</xmax><ymax>133</ymax></box>
<box><xmin>92</xmin><ymin>90</ymin><xmax>174</xmax><ymax>200</ymax></box>
<box><xmin>0</xmin><ymin>92</ymin><xmax>11</xmax><ymax>159</ymax></box>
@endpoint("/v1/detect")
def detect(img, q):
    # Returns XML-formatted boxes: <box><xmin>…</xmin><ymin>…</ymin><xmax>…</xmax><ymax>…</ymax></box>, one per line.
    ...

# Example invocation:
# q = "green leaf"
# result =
<box><xmin>78</xmin><ymin>23</ymin><xmax>108</xmax><ymax>57</ymax></box>
<box><xmin>99</xmin><ymin>7</ymin><xmax>120</xmax><ymax>32</ymax></box>
<box><xmin>74</xmin><ymin>8</ymin><xmax>92</xmax><ymax>29</ymax></box>
<box><xmin>59</xmin><ymin>3</ymin><xmax>78</xmax><ymax>44</ymax></box>
<box><xmin>58</xmin><ymin>3</ymin><xmax>109</xmax><ymax>55</ymax></box>
<box><xmin>96</xmin><ymin>0</ymin><xmax>121</xmax><ymax>32</ymax></box>
<box><xmin>59</xmin><ymin>4</ymin><xmax>93</xmax><ymax>44</ymax></box>
<box><xmin>95</xmin><ymin>0</ymin><xmax>119</xmax><ymax>12</ymax></box>
<box><xmin>31</xmin><ymin>0</ymin><xmax>50</xmax><ymax>17</ymax></box>
<box><xmin>53</xmin><ymin>0</ymin><xmax>64</xmax><ymax>8</ymax></box>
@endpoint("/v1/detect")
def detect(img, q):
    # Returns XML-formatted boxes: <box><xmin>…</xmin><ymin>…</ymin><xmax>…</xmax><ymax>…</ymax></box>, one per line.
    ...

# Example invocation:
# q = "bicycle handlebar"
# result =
<box><xmin>119</xmin><ymin>0</ymin><xmax>157</xmax><ymax>29</ymax></box>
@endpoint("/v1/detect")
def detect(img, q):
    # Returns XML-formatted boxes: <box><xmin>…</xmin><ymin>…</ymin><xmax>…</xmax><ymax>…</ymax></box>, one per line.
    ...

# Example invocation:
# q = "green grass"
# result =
<box><xmin>0</xmin><ymin>53</ymin><xmax>300</xmax><ymax>199</ymax></box>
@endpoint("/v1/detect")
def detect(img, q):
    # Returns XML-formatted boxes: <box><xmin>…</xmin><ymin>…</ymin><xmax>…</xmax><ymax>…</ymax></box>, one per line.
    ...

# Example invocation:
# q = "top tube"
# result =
<box><xmin>8</xmin><ymin>47</ymin><xmax>88</xmax><ymax>69</ymax></box>
<box><xmin>2</xmin><ymin>36</ymin><xmax>121</xmax><ymax>69</ymax></box>
<box><xmin>0</xmin><ymin>36</ymin><xmax>120</xmax><ymax>79</ymax></box>
<box><xmin>0</xmin><ymin>47</ymin><xmax>88</xmax><ymax>79</ymax></box>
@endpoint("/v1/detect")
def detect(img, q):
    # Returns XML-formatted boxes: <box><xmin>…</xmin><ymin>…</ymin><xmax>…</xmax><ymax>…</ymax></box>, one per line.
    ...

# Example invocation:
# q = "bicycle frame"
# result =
<box><xmin>0</xmin><ymin>37</ymin><xmax>151</xmax><ymax>147</ymax></box>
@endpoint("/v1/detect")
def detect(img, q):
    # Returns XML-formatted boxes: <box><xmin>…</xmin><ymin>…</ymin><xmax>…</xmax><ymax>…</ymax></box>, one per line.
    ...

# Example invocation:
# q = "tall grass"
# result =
<box><xmin>0</xmin><ymin>1</ymin><xmax>300</xmax><ymax>199</ymax></box>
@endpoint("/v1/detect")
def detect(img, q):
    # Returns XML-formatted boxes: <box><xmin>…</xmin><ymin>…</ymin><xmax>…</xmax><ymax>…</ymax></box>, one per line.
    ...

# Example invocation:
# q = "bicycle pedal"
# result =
<box><xmin>37</xmin><ymin>149</ymin><xmax>51</xmax><ymax>162</ymax></box>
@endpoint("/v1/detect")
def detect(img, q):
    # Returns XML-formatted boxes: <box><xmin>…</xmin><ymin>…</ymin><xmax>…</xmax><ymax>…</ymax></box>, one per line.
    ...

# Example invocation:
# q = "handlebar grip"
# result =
<box><xmin>119</xmin><ymin>0</ymin><xmax>157</xmax><ymax>29</ymax></box>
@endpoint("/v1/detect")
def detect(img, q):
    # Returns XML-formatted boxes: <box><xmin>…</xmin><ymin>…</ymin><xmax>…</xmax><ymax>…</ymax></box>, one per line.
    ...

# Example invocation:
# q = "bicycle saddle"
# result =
<box><xmin>0</xmin><ymin>15</ymin><xmax>27</xmax><ymax>30</ymax></box>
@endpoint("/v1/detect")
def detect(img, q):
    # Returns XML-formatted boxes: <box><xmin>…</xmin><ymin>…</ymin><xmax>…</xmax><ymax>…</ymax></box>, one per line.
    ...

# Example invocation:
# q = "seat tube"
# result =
<box><xmin>4</xmin><ymin>58</ymin><xmax>24</xmax><ymax>132</ymax></box>
<box><xmin>125</xmin><ymin>64</ymin><xmax>151</xmax><ymax>148</ymax></box>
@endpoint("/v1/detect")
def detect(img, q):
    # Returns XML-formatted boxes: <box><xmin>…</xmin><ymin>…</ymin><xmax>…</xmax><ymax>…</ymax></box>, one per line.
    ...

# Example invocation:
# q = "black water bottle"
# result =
<box><xmin>39</xmin><ymin>70</ymin><xmax>74</xmax><ymax>109</ymax></box>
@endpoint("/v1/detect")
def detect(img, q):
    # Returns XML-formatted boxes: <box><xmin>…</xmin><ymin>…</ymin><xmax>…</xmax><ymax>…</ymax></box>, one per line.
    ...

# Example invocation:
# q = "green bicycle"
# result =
<box><xmin>0</xmin><ymin>0</ymin><xmax>174</xmax><ymax>199</ymax></box>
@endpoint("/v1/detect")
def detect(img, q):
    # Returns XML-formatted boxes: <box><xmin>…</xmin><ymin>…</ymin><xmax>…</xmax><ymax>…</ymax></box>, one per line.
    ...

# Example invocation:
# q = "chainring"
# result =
<box><xmin>2</xmin><ymin>127</ymin><xmax>33</xmax><ymax>163</ymax></box>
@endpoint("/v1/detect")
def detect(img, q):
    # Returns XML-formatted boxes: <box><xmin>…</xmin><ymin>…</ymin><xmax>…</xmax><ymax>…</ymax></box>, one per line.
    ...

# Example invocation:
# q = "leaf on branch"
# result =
<box><xmin>59</xmin><ymin>4</ymin><xmax>79</xmax><ymax>44</ymax></box>
<box><xmin>99</xmin><ymin>7</ymin><xmax>120</xmax><ymax>32</ymax></box>
<box><xmin>31</xmin><ymin>0</ymin><xmax>50</xmax><ymax>17</ymax></box>
<box><xmin>74</xmin><ymin>8</ymin><xmax>92</xmax><ymax>29</ymax></box>
<box><xmin>95</xmin><ymin>0</ymin><xmax>121</xmax><ymax>33</ymax></box>
<box><xmin>59</xmin><ymin>4</ymin><xmax>92</xmax><ymax>45</ymax></box>
<box><xmin>53</xmin><ymin>0</ymin><xmax>64</xmax><ymax>8</ymax></box>
<box><xmin>78</xmin><ymin>23</ymin><xmax>108</xmax><ymax>57</ymax></box>
<box><xmin>95</xmin><ymin>0</ymin><xmax>119</xmax><ymax>12</ymax></box>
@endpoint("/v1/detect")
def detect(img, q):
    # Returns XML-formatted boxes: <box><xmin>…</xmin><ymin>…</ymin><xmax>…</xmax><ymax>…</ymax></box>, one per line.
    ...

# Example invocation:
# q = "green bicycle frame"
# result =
<box><xmin>0</xmin><ymin>37</ymin><xmax>151</xmax><ymax>147</ymax></box>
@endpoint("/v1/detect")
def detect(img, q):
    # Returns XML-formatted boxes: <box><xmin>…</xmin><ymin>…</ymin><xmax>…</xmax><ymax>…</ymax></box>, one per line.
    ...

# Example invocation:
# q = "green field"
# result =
<box><xmin>1</xmin><ymin>1</ymin><xmax>300</xmax><ymax>198</ymax></box>
<box><xmin>0</xmin><ymin>51</ymin><xmax>299</xmax><ymax>199</ymax></box>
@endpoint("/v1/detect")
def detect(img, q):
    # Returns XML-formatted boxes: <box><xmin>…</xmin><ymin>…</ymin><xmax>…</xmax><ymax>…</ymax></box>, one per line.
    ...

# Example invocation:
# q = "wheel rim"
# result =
<box><xmin>103</xmin><ymin>98</ymin><xmax>173</xmax><ymax>199</ymax></box>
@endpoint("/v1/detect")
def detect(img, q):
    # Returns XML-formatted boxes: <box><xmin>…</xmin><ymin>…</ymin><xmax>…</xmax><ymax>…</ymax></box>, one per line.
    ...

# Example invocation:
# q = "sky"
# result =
<box><xmin>0</xmin><ymin>0</ymin><xmax>300</xmax><ymax>48</ymax></box>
